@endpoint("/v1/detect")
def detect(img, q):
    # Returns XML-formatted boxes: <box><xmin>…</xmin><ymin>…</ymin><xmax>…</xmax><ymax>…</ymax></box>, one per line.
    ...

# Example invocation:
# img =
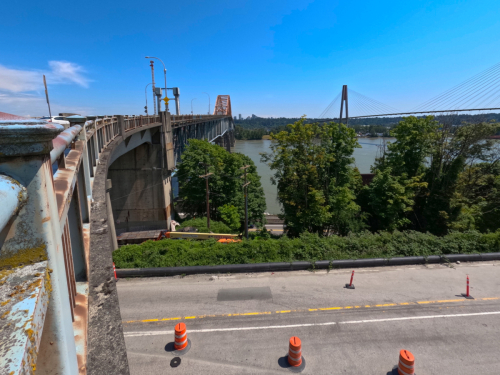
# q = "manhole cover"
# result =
<box><xmin>170</xmin><ymin>357</ymin><xmax>181</xmax><ymax>368</ymax></box>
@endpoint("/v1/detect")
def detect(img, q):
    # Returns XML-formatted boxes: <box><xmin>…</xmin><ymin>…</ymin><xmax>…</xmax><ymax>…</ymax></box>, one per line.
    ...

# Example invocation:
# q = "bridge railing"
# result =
<box><xmin>0</xmin><ymin>111</ymin><xmax>235</xmax><ymax>374</ymax></box>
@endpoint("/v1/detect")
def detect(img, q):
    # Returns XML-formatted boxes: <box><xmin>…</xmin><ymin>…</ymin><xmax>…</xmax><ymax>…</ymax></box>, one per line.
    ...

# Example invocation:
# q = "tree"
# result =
<box><xmin>218</xmin><ymin>204</ymin><xmax>241</xmax><ymax>232</ymax></box>
<box><xmin>262</xmin><ymin>117</ymin><xmax>364</xmax><ymax>236</ymax></box>
<box><xmin>364</xmin><ymin>168</ymin><xmax>426</xmax><ymax>232</ymax></box>
<box><xmin>371</xmin><ymin>116</ymin><xmax>499</xmax><ymax>235</ymax></box>
<box><xmin>374</xmin><ymin>116</ymin><xmax>438</xmax><ymax>178</ymax></box>
<box><xmin>176</xmin><ymin>139</ymin><xmax>266</xmax><ymax>226</ymax></box>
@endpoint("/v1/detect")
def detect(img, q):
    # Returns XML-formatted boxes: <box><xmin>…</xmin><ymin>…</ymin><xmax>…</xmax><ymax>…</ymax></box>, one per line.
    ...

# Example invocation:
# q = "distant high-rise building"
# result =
<box><xmin>238</xmin><ymin>114</ymin><xmax>242</xmax><ymax>120</ymax></box>
<box><xmin>234</xmin><ymin>116</ymin><xmax>237</xmax><ymax>121</ymax></box>
<box><xmin>251</xmin><ymin>114</ymin><xmax>257</xmax><ymax>119</ymax></box>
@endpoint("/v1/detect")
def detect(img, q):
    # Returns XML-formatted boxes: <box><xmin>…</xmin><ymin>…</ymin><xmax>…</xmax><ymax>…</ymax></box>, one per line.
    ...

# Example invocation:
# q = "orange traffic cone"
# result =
<box><xmin>287</xmin><ymin>336</ymin><xmax>305</xmax><ymax>372</ymax></box>
<box><xmin>174</xmin><ymin>323</ymin><xmax>191</xmax><ymax>354</ymax></box>
<box><xmin>398</xmin><ymin>349</ymin><xmax>415</xmax><ymax>375</ymax></box>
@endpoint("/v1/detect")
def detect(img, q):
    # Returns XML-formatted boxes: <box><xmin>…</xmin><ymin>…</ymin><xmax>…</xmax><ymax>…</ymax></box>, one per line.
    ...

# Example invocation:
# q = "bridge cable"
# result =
<box><xmin>414</xmin><ymin>64</ymin><xmax>500</xmax><ymax>111</ymax></box>
<box><xmin>349</xmin><ymin>90</ymin><xmax>393</xmax><ymax>116</ymax></box>
<box><xmin>411</xmin><ymin>61</ymin><xmax>500</xmax><ymax>112</ymax></box>
<box><xmin>349</xmin><ymin>93</ymin><xmax>372</xmax><ymax>117</ymax></box>
<box><xmin>349</xmin><ymin>89</ymin><xmax>400</xmax><ymax>114</ymax></box>
<box><xmin>349</xmin><ymin>89</ymin><xmax>400</xmax><ymax>113</ymax></box>
<box><xmin>459</xmin><ymin>76</ymin><xmax>500</xmax><ymax>109</ymax></box>
<box><xmin>319</xmin><ymin>91</ymin><xmax>342</xmax><ymax>118</ymax></box>
<box><xmin>411</xmin><ymin>61</ymin><xmax>500</xmax><ymax>111</ymax></box>
<box><xmin>441</xmin><ymin>68</ymin><xmax>500</xmax><ymax>110</ymax></box>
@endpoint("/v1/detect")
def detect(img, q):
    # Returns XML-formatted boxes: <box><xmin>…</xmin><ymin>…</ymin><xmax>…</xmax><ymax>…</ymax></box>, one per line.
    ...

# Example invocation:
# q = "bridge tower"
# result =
<box><xmin>339</xmin><ymin>85</ymin><xmax>349</xmax><ymax>125</ymax></box>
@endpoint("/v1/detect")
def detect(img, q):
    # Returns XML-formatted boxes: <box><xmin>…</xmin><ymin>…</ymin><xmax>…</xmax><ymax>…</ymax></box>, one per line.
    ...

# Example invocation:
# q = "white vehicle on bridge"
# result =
<box><xmin>40</xmin><ymin>116</ymin><xmax>70</xmax><ymax>128</ymax></box>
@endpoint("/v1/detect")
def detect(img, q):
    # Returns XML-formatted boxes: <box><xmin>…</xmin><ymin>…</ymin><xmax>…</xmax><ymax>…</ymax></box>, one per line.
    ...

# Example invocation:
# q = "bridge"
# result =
<box><xmin>319</xmin><ymin>61</ymin><xmax>500</xmax><ymax>122</ymax></box>
<box><xmin>0</xmin><ymin>96</ymin><xmax>234</xmax><ymax>375</ymax></box>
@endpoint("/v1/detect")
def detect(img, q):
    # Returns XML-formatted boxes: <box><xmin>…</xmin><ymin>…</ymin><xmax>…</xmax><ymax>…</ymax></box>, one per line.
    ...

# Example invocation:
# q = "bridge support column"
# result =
<box><xmin>162</xmin><ymin>112</ymin><xmax>175</xmax><ymax>230</ymax></box>
<box><xmin>0</xmin><ymin>120</ymin><xmax>79</xmax><ymax>375</ymax></box>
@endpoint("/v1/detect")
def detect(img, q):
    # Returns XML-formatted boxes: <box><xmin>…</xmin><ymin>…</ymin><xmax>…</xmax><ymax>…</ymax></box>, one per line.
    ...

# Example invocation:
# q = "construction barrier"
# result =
<box><xmin>288</xmin><ymin>336</ymin><xmax>303</xmax><ymax>367</ymax></box>
<box><xmin>398</xmin><ymin>349</ymin><xmax>415</xmax><ymax>375</ymax></box>
<box><xmin>174</xmin><ymin>323</ymin><xmax>189</xmax><ymax>351</ymax></box>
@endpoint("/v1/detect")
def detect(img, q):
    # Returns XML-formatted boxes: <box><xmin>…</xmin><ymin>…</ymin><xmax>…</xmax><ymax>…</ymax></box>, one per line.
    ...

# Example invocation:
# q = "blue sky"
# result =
<box><xmin>1</xmin><ymin>0</ymin><xmax>499</xmax><ymax>117</ymax></box>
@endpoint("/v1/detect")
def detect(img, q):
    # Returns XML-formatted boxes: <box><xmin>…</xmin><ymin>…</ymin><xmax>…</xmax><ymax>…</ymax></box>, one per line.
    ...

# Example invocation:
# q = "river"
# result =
<box><xmin>233</xmin><ymin>138</ymin><xmax>392</xmax><ymax>214</ymax></box>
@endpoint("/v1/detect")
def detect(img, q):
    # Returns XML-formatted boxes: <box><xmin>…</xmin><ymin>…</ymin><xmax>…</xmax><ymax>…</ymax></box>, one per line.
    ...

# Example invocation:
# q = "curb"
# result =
<box><xmin>115</xmin><ymin>252</ymin><xmax>500</xmax><ymax>278</ymax></box>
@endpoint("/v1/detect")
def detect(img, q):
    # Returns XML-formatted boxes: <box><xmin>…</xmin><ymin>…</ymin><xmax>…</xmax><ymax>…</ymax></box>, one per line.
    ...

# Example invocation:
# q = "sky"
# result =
<box><xmin>1</xmin><ymin>0</ymin><xmax>499</xmax><ymax>118</ymax></box>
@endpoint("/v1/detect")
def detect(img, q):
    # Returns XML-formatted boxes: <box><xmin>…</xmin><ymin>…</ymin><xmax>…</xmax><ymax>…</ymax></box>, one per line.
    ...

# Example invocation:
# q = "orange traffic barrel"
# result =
<box><xmin>174</xmin><ymin>323</ymin><xmax>189</xmax><ymax>351</ymax></box>
<box><xmin>398</xmin><ymin>349</ymin><xmax>415</xmax><ymax>375</ymax></box>
<box><xmin>288</xmin><ymin>336</ymin><xmax>303</xmax><ymax>367</ymax></box>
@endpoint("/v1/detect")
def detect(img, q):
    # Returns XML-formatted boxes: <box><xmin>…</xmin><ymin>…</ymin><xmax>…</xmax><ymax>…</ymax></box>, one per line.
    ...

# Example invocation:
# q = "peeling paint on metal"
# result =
<box><xmin>0</xmin><ymin>261</ymin><xmax>49</xmax><ymax>375</ymax></box>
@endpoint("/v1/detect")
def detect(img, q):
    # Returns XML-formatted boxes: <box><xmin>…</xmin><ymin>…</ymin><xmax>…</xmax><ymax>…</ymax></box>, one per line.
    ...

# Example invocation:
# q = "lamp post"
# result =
<box><xmin>191</xmin><ymin>98</ymin><xmax>197</xmax><ymax>115</ymax></box>
<box><xmin>145</xmin><ymin>56</ymin><xmax>167</xmax><ymax>112</ymax></box>
<box><xmin>144</xmin><ymin>83</ymin><xmax>152</xmax><ymax>115</ymax></box>
<box><xmin>202</xmin><ymin>92</ymin><xmax>210</xmax><ymax>115</ymax></box>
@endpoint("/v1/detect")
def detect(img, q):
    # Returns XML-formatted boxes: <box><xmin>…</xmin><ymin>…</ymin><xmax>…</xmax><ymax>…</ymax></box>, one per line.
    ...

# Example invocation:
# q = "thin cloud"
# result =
<box><xmin>0</xmin><ymin>61</ymin><xmax>90</xmax><ymax>93</ymax></box>
<box><xmin>47</xmin><ymin>61</ymin><xmax>90</xmax><ymax>88</ymax></box>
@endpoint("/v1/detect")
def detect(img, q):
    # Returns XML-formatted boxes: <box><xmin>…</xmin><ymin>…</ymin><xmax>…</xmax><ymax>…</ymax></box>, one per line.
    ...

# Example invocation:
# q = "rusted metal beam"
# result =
<box><xmin>50</xmin><ymin>125</ymin><xmax>82</xmax><ymax>164</ymax></box>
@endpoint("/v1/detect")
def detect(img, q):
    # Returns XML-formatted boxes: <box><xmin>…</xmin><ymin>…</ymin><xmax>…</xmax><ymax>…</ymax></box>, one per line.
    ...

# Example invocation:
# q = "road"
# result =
<box><xmin>117</xmin><ymin>261</ymin><xmax>500</xmax><ymax>374</ymax></box>
<box><xmin>249</xmin><ymin>224</ymin><xmax>284</xmax><ymax>234</ymax></box>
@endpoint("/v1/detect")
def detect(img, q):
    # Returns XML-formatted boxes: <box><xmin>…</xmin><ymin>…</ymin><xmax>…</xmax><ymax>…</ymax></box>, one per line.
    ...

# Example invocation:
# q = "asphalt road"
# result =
<box><xmin>117</xmin><ymin>262</ymin><xmax>500</xmax><ymax>374</ymax></box>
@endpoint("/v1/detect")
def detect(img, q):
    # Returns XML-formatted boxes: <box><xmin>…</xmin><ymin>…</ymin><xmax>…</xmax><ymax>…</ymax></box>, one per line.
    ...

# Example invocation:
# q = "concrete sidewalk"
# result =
<box><xmin>118</xmin><ymin>261</ymin><xmax>500</xmax><ymax>374</ymax></box>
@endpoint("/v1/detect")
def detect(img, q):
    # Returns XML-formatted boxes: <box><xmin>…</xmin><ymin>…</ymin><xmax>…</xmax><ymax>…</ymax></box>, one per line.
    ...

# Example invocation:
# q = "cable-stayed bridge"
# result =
<box><xmin>319</xmin><ymin>61</ymin><xmax>500</xmax><ymax>122</ymax></box>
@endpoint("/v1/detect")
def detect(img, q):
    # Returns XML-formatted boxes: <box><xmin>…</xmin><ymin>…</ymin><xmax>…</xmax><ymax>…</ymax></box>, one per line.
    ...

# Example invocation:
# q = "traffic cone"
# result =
<box><xmin>461</xmin><ymin>275</ymin><xmax>474</xmax><ymax>299</ymax></box>
<box><xmin>398</xmin><ymin>349</ymin><xmax>415</xmax><ymax>375</ymax></box>
<box><xmin>174</xmin><ymin>322</ymin><xmax>191</xmax><ymax>354</ymax></box>
<box><xmin>287</xmin><ymin>336</ymin><xmax>305</xmax><ymax>372</ymax></box>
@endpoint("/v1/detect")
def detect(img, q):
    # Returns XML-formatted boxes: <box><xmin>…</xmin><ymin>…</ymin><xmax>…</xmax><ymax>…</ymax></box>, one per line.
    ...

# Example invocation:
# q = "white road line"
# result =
<box><xmin>124</xmin><ymin>311</ymin><xmax>500</xmax><ymax>337</ymax></box>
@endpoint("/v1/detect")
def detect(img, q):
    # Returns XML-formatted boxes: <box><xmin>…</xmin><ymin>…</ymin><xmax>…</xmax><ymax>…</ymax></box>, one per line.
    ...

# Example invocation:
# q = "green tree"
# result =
<box><xmin>218</xmin><ymin>204</ymin><xmax>241</xmax><ymax>232</ymax></box>
<box><xmin>262</xmin><ymin>117</ymin><xmax>364</xmax><ymax>236</ymax></box>
<box><xmin>363</xmin><ymin>168</ymin><xmax>427</xmax><ymax>232</ymax></box>
<box><xmin>374</xmin><ymin>116</ymin><xmax>438</xmax><ymax>177</ymax></box>
<box><xmin>176</xmin><ymin>139</ymin><xmax>266</xmax><ymax>226</ymax></box>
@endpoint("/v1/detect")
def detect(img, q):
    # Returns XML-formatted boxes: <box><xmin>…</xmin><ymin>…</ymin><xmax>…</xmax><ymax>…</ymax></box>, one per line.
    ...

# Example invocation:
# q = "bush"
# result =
<box><xmin>177</xmin><ymin>217</ymin><xmax>236</xmax><ymax>234</ymax></box>
<box><xmin>113</xmin><ymin>230</ymin><xmax>500</xmax><ymax>269</ymax></box>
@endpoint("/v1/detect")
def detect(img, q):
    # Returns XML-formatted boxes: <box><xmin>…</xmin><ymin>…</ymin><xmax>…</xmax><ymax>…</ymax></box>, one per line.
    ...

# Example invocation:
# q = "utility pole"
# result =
<box><xmin>199</xmin><ymin>163</ymin><xmax>213</xmax><ymax>229</ymax></box>
<box><xmin>43</xmin><ymin>75</ymin><xmax>52</xmax><ymax>119</ymax></box>
<box><xmin>240</xmin><ymin>165</ymin><xmax>251</xmax><ymax>239</ymax></box>
<box><xmin>150</xmin><ymin>61</ymin><xmax>157</xmax><ymax>115</ymax></box>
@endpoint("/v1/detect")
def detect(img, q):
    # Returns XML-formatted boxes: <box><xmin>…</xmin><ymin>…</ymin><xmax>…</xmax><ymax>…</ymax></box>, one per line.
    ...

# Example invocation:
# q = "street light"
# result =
<box><xmin>202</xmin><ymin>92</ymin><xmax>210</xmax><ymax>115</ymax></box>
<box><xmin>145</xmin><ymin>56</ymin><xmax>167</xmax><ymax>112</ymax></box>
<box><xmin>144</xmin><ymin>83</ymin><xmax>152</xmax><ymax>115</ymax></box>
<box><xmin>191</xmin><ymin>98</ymin><xmax>197</xmax><ymax>114</ymax></box>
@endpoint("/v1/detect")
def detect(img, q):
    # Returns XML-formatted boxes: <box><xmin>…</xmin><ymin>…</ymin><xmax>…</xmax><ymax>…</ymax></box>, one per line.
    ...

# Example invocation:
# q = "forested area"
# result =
<box><xmin>175</xmin><ymin>139</ymin><xmax>266</xmax><ymax>231</ymax></box>
<box><xmin>262</xmin><ymin>116</ymin><xmax>500</xmax><ymax>236</ymax></box>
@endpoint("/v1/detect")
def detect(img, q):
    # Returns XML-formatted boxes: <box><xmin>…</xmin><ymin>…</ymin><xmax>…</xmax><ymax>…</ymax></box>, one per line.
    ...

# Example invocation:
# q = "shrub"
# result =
<box><xmin>113</xmin><ymin>230</ymin><xmax>500</xmax><ymax>269</ymax></box>
<box><xmin>177</xmin><ymin>217</ymin><xmax>236</xmax><ymax>234</ymax></box>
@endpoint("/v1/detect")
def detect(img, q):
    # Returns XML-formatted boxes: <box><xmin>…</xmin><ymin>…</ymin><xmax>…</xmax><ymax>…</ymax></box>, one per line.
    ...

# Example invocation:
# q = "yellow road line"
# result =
<box><xmin>123</xmin><ymin>297</ymin><xmax>499</xmax><ymax>324</ymax></box>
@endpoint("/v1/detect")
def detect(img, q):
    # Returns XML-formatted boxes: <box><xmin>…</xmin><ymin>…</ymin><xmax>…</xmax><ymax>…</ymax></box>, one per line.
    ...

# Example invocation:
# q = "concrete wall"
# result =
<box><xmin>108</xmin><ymin>137</ymin><xmax>167</xmax><ymax>229</ymax></box>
